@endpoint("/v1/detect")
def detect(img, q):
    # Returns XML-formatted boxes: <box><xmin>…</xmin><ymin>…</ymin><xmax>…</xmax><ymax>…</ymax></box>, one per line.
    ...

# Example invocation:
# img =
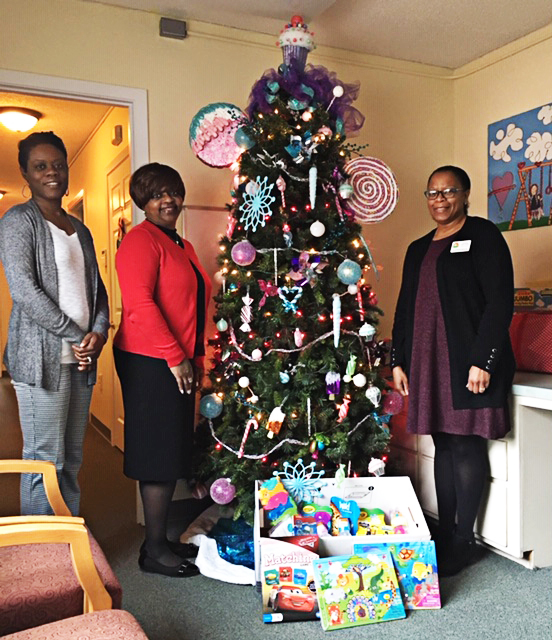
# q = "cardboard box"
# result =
<box><xmin>254</xmin><ymin>476</ymin><xmax>431</xmax><ymax>591</ymax></box>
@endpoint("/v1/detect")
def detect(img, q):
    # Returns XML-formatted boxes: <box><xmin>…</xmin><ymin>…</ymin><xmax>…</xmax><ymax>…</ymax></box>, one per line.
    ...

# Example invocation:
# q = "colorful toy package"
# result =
<box><xmin>353</xmin><ymin>541</ymin><xmax>441</xmax><ymax>609</ymax></box>
<box><xmin>261</xmin><ymin>536</ymin><xmax>320</xmax><ymax>623</ymax></box>
<box><xmin>312</xmin><ymin>551</ymin><xmax>405</xmax><ymax>630</ymax></box>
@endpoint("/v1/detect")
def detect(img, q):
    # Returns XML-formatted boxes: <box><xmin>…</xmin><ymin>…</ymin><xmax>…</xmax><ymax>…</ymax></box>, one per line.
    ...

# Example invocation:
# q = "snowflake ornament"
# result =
<box><xmin>239</xmin><ymin>176</ymin><xmax>276</xmax><ymax>231</ymax></box>
<box><xmin>274</xmin><ymin>458</ymin><xmax>325</xmax><ymax>503</ymax></box>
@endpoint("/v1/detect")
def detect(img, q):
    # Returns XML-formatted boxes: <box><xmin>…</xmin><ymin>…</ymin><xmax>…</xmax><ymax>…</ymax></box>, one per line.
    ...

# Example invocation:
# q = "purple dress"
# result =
<box><xmin>406</xmin><ymin>237</ymin><xmax>510</xmax><ymax>440</ymax></box>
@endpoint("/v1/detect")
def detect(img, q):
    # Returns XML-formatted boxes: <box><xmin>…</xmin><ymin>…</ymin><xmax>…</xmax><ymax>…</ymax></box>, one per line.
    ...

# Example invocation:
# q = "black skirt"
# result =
<box><xmin>113</xmin><ymin>347</ymin><xmax>194</xmax><ymax>481</ymax></box>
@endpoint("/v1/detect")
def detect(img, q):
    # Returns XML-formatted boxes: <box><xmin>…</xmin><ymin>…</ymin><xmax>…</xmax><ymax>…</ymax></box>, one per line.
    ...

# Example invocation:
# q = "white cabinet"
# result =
<box><xmin>389</xmin><ymin>372</ymin><xmax>552</xmax><ymax>568</ymax></box>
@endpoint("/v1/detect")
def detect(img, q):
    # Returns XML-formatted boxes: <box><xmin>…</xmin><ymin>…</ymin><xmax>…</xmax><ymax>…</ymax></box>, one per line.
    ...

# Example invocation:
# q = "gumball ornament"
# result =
<box><xmin>216</xmin><ymin>318</ymin><xmax>229</xmax><ymax>332</ymax></box>
<box><xmin>231</xmin><ymin>240</ymin><xmax>257</xmax><ymax>266</ymax></box>
<box><xmin>200</xmin><ymin>394</ymin><xmax>223</xmax><ymax>419</ymax></box>
<box><xmin>210</xmin><ymin>478</ymin><xmax>236</xmax><ymax>504</ymax></box>
<box><xmin>337</xmin><ymin>259</ymin><xmax>362</xmax><ymax>285</ymax></box>
<box><xmin>235</xmin><ymin>127</ymin><xmax>256</xmax><ymax>150</ymax></box>
<box><xmin>310</xmin><ymin>220</ymin><xmax>325</xmax><ymax>237</ymax></box>
<box><xmin>353</xmin><ymin>373</ymin><xmax>367</xmax><ymax>388</ymax></box>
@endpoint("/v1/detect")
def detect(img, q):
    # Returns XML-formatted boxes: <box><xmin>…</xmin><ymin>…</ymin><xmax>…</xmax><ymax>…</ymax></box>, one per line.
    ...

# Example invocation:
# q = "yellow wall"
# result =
<box><xmin>3</xmin><ymin>0</ymin><xmax>549</xmax><ymax>346</ymax></box>
<box><xmin>0</xmin><ymin>0</ymin><xmax>454</xmax><ymax>339</ymax></box>
<box><xmin>453</xmin><ymin>26</ymin><xmax>552</xmax><ymax>292</ymax></box>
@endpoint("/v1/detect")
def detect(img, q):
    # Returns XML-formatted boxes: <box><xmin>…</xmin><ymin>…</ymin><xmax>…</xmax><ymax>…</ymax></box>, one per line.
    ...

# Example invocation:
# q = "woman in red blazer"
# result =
<box><xmin>114</xmin><ymin>163</ymin><xmax>211</xmax><ymax>577</ymax></box>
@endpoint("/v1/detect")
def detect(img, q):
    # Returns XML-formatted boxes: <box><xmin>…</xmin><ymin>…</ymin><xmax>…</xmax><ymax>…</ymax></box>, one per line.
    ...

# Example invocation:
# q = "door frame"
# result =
<box><xmin>0</xmin><ymin>69</ymin><xmax>148</xmax><ymax>225</ymax></box>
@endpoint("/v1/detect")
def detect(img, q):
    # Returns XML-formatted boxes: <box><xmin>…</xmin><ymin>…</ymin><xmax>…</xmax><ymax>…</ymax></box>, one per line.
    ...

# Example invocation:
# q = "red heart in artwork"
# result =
<box><xmin>492</xmin><ymin>172</ymin><xmax>515</xmax><ymax>209</ymax></box>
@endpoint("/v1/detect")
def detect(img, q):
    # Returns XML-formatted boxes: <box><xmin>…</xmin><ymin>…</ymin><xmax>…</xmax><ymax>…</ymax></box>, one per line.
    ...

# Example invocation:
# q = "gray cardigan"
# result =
<box><xmin>0</xmin><ymin>200</ymin><xmax>109</xmax><ymax>390</ymax></box>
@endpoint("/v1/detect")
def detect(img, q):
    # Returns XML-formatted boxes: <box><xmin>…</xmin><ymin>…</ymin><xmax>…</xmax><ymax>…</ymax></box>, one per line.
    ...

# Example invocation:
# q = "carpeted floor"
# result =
<box><xmin>1</xmin><ymin>375</ymin><xmax>552</xmax><ymax>639</ymax></box>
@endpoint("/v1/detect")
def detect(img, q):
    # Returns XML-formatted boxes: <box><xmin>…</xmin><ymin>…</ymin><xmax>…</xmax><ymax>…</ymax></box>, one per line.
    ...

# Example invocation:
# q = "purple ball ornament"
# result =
<box><xmin>210</xmin><ymin>478</ymin><xmax>236</xmax><ymax>505</ymax></box>
<box><xmin>231</xmin><ymin>240</ymin><xmax>257</xmax><ymax>266</ymax></box>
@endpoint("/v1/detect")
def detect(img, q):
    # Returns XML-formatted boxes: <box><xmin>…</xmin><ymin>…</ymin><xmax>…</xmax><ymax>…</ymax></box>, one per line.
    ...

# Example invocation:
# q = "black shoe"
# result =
<box><xmin>139</xmin><ymin>540</ymin><xmax>199</xmax><ymax>559</ymax></box>
<box><xmin>138</xmin><ymin>550</ymin><xmax>200</xmax><ymax>577</ymax></box>
<box><xmin>439</xmin><ymin>535</ymin><xmax>480</xmax><ymax>577</ymax></box>
<box><xmin>168</xmin><ymin>540</ymin><xmax>199</xmax><ymax>558</ymax></box>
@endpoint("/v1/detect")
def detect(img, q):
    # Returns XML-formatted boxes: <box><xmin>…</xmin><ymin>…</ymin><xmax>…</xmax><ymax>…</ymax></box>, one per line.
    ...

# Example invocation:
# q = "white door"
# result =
<box><xmin>106</xmin><ymin>154</ymin><xmax>132</xmax><ymax>450</ymax></box>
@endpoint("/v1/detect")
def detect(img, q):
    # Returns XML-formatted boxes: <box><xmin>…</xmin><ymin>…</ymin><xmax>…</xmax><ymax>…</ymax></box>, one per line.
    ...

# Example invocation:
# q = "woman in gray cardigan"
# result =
<box><xmin>0</xmin><ymin>131</ymin><xmax>109</xmax><ymax>516</ymax></box>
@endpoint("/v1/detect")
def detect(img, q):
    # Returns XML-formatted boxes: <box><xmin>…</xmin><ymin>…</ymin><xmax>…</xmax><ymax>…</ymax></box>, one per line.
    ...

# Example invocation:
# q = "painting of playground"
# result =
<box><xmin>488</xmin><ymin>103</ymin><xmax>552</xmax><ymax>232</ymax></box>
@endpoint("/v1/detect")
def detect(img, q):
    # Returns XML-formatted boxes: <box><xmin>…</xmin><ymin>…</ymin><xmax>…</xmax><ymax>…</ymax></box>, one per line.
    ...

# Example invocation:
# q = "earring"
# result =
<box><xmin>21</xmin><ymin>184</ymin><xmax>31</xmax><ymax>198</ymax></box>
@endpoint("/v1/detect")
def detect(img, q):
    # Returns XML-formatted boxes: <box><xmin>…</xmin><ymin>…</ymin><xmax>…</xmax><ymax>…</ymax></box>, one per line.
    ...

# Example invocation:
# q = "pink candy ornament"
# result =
<box><xmin>210</xmin><ymin>478</ymin><xmax>236</xmax><ymax>504</ymax></box>
<box><xmin>189</xmin><ymin>102</ymin><xmax>246</xmax><ymax>168</ymax></box>
<box><xmin>231</xmin><ymin>240</ymin><xmax>257</xmax><ymax>266</ymax></box>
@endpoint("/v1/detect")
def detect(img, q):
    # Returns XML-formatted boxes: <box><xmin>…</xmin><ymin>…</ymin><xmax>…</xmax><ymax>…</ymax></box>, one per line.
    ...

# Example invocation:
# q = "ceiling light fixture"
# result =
<box><xmin>0</xmin><ymin>107</ymin><xmax>42</xmax><ymax>132</ymax></box>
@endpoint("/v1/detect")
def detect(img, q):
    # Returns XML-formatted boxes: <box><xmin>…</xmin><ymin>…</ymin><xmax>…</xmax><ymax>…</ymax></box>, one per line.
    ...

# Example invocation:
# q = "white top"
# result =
<box><xmin>47</xmin><ymin>221</ymin><xmax>89</xmax><ymax>363</ymax></box>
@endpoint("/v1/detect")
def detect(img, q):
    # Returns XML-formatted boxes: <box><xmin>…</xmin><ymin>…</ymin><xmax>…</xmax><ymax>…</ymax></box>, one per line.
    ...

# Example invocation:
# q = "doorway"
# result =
<box><xmin>0</xmin><ymin>70</ymin><xmax>149</xmax><ymax>449</ymax></box>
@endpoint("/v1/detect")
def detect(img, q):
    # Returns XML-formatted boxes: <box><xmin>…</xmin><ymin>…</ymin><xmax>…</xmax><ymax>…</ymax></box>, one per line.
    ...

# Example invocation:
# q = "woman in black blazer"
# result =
<box><xmin>391</xmin><ymin>165</ymin><xmax>515</xmax><ymax>577</ymax></box>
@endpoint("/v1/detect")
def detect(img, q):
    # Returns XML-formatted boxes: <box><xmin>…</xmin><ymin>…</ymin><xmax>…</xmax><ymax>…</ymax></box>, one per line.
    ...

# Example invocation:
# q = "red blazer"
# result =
<box><xmin>114</xmin><ymin>220</ymin><xmax>212</xmax><ymax>368</ymax></box>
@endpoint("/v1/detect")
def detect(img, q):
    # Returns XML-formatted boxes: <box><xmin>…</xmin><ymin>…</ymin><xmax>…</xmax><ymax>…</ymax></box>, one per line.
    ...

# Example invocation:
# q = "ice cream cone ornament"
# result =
<box><xmin>276</xmin><ymin>15</ymin><xmax>316</xmax><ymax>70</ymax></box>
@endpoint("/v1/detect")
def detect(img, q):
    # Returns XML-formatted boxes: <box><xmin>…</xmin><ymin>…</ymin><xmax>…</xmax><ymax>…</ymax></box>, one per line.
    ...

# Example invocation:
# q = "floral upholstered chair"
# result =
<box><xmin>0</xmin><ymin>460</ymin><xmax>123</xmax><ymax>636</ymax></box>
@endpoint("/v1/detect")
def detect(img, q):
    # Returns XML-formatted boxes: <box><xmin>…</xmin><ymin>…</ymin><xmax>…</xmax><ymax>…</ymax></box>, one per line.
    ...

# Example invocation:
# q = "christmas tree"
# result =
<box><xmin>192</xmin><ymin>17</ymin><xmax>400</xmax><ymax>524</ymax></box>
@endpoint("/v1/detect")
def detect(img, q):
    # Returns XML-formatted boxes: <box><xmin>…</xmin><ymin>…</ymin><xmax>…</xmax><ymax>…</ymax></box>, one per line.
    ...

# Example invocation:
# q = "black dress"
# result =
<box><xmin>114</xmin><ymin>225</ymin><xmax>206</xmax><ymax>481</ymax></box>
<box><xmin>406</xmin><ymin>237</ymin><xmax>510</xmax><ymax>440</ymax></box>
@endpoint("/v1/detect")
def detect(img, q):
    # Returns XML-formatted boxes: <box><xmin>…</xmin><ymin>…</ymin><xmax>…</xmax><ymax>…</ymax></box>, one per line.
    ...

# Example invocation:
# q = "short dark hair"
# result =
<box><xmin>18</xmin><ymin>131</ymin><xmax>67</xmax><ymax>171</ymax></box>
<box><xmin>428</xmin><ymin>165</ymin><xmax>471</xmax><ymax>214</ymax></box>
<box><xmin>129</xmin><ymin>163</ymin><xmax>186</xmax><ymax>210</ymax></box>
<box><xmin>428</xmin><ymin>165</ymin><xmax>471</xmax><ymax>191</ymax></box>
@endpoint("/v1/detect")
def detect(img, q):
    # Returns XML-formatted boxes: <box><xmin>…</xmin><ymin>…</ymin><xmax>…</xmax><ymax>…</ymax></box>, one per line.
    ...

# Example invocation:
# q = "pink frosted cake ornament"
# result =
<box><xmin>189</xmin><ymin>102</ymin><xmax>246</xmax><ymax>168</ymax></box>
<box><xmin>276</xmin><ymin>15</ymin><xmax>316</xmax><ymax>70</ymax></box>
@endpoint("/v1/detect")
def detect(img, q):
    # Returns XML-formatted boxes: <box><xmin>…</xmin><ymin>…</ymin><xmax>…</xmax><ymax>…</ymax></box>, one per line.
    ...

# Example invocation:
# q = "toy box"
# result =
<box><xmin>254</xmin><ymin>476</ymin><xmax>431</xmax><ymax>592</ymax></box>
<box><xmin>313</xmin><ymin>549</ymin><xmax>406</xmax><ymax>630</ymax></box>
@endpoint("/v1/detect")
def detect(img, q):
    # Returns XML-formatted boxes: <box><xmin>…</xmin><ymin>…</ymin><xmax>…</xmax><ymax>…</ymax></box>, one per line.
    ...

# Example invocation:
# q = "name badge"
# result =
<box><xmin>450</xmin><ymin>240</ymin><xmax>471</xmax><ymax>253</ymax></box>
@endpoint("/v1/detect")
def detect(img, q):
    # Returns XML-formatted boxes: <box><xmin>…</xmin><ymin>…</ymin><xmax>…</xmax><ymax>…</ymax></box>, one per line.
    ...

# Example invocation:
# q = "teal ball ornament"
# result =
<box><xmin>234</xmin><ymin>127</ymin><xmax>256</xmax><ymax>150</ymax></box>
<box><xmin>337</xmin><ymin>259</ymin><xmax>362</xmax><ymax>285</ymax></box>
<box><xmin>200</xmin><ymin>394</ymin><xmax>223</xmax><ymax>419</ymax></box>
<box><xmin>216</xmin><ymin>318</ymin><xmax>228</xmax><ymax>332</ymax></box>
<box><xmin>279</xmin><ymin>372</ymin><xmax>290</xmax><ymax>384</ymax></box>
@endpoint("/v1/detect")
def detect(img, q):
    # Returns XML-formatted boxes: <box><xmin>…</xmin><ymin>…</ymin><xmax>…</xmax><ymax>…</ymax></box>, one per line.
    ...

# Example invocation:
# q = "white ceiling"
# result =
<box><xmin>83</xmin><ymin>0</ymin><xmax>552</xmax><ymax>69</ymax></box>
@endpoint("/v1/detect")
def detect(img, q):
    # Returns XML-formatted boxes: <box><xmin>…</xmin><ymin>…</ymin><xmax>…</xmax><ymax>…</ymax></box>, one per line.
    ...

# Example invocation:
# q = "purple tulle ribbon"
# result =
<box><xmin>247</xmin><ymin>61</ymin><xmax>365</xmax><ymax>136</ymax></box>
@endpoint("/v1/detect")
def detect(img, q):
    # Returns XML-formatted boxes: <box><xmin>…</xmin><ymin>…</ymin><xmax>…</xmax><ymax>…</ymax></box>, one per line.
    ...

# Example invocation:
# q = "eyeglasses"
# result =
<box><xmin>424</xmin><ymin>187</ymin><xmax>464</xmax><ymax>200</ymax></box>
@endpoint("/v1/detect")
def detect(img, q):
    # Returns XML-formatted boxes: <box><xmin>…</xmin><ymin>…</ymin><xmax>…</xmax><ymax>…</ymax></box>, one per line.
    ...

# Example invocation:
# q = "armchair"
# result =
<box><xmin>0</xmin><ymin>518</ymin><xmax>147</xmax><ymax>639</ymax></box>
<box><xmin>0</xmin><ymin>460</ymin><xmax>122</xmax><ymax>635</ymax></box>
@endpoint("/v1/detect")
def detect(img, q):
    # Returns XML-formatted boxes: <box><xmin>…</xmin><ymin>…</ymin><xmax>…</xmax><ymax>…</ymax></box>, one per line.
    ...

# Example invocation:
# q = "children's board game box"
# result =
<box><xmin>354</xmin><ymin>541</ymin><xmax>441</xmax><ymax>609</ymax></box>
<box><xmin>313</xmin><ymin>549</ymin><xmax>406</xmax><ymax>630</ymax></box>
<box><xmin>260</xmin><ymin>536</ymin><xmax>320</xmax><ymax>623</ymax></box>
<box><xmin>254</xmin><ymin>476</ymin><xmax>431</xmax><ymax>593</ymax></box>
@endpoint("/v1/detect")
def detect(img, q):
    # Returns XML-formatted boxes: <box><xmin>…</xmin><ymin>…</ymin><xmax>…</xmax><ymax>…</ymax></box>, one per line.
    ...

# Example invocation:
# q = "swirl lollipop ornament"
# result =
<box><xmin>344</xmin><ymin>156</ymin><xmax>399</xmax><ymax>223</ymax></box>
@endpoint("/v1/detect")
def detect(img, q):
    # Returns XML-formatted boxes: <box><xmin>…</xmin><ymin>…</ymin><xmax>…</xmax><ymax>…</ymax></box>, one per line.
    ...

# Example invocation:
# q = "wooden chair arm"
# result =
<box><xmin>0</xmin><ymin>517</ymin><xmax>112</xmax><ymax>613</ymax></box>
<box><xmin>0</xmin><ymin>459</ymin><xmax>71</xmax><ymax>516</ymax></box>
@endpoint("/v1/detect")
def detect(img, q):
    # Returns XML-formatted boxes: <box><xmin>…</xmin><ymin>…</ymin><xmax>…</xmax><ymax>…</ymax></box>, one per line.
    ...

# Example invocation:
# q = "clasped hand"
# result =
<box><xmin>170</xmin><ymin>359</ymin><xmax>203</xmax><ymax>395</ymax></box>
<box><xmin>72</xmin><ymin>332</ymin><xmax>107</xmax><ymax>371</ymax></box>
